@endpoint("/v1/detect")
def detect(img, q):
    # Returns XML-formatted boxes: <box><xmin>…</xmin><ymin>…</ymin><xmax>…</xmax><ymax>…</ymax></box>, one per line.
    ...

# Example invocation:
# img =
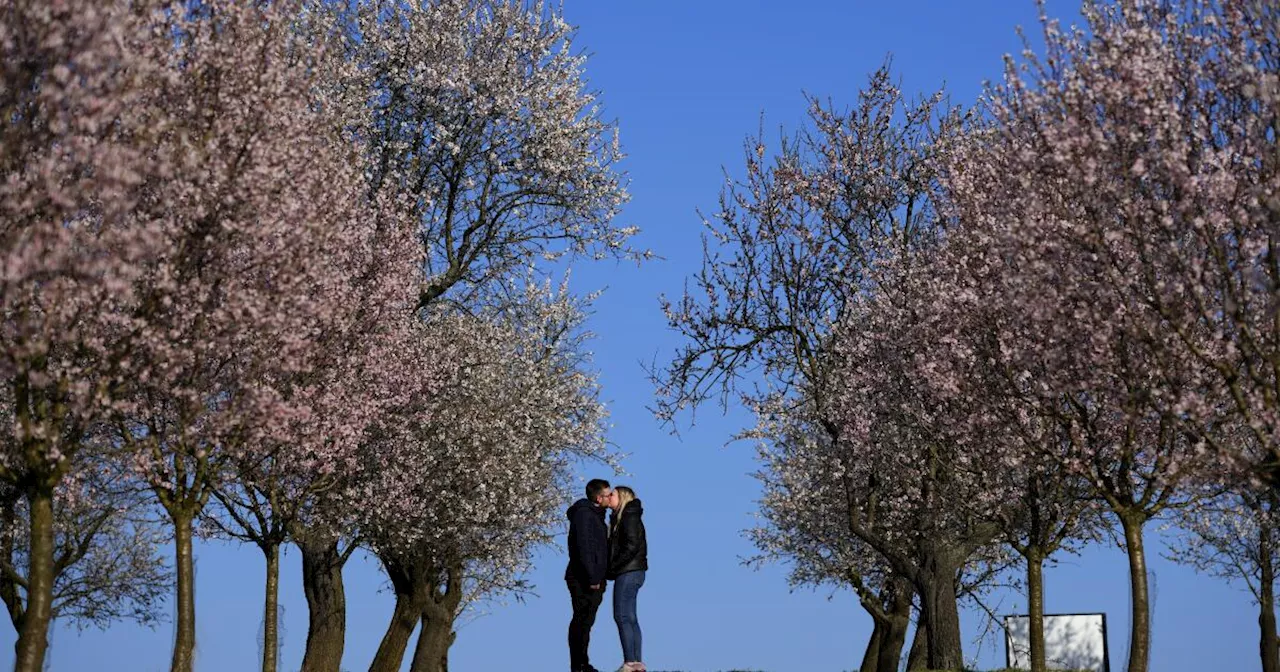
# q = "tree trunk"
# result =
<box><xmin>877</xmin><ymin>581</ymin><xmax>913</xmax><ymax>672</ymax></box>
<box><xmin>918</xmin><ymin>566</ymin><xmax>964</xmax><ymax>671</ymax></box>
<box><xmin>261</xmin><ymin>541</ymin><xmax>281</xmax><ymax>672</ymax></box>
<box><xmin>13</xmin><ymin>486</ymin><xmax>54</xmax><ymax>672</ymax></box>
<box><xmin>409</xmin><ymin>561</ymin><xmax>463</xmax><ymax>672</ymax></box>
<box><xmin>1259</xmin><ymin>517</ymin><xmax>1278</xmax><ymax>672</ymax></box>
<box><xmin>859</xmin><ymin>620</ymin><xmax>883</xmax><ymax>672</ymax></box>
<box><xmin>170</xmin><ymin>509</ymin><xmax>197</xmax><ymax>672</ymax></box>
<box><xmin>1027</xmin><ymin>548</ymin><xmax>1046</xmax><ymax>672</ymax></box>
<box><xmin>0</xmin><ymin>493</ymin><xmax>26</xmax><ymax>634</ymax></box>
<box><xmin>297</xmin><ymin>533</ymin><xmax>348</xmax><ymax>672</ymax></box>
<box><xmin>369</xmin><ymin>557</ymin><xmax>426</xmax><ymax>672</ymax></box>
<box><xmin>1119</xmin><ymin>513</ymin><xmax>1151</xmax><ymax>672</ymax></box>
<box><xmin>408</xmin><ymin>611</ymin><xmax>455</xmax><ymax>672</ymax></box>
<box><xmin>368</xmin><ymin>594</ymin><xmax>420</xmax><ymax>672</ymax></box>
<box><xmin>905</xmin><ymin>618</ymin><xmax>928</xmax><ymax>671</ymax></box>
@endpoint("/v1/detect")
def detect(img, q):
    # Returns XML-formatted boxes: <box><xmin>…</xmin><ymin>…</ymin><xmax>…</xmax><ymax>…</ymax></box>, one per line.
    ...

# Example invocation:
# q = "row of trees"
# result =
<box><xmin>657</xmin><ymin>2</ymin><xmax>1279</xmax><ymax>672</ymax></box>
<box><xmin>0</xmin><ymin>2</ymin><xmax>637</xmax><ymax>672</ymax></box>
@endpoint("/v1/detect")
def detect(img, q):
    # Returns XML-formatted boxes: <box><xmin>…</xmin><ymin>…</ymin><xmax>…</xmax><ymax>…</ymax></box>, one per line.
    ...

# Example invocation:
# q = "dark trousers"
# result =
<box><xmin>567</xmin><ymin>575</ymin><xmax>604</xmax><ymax>671</ymax></box>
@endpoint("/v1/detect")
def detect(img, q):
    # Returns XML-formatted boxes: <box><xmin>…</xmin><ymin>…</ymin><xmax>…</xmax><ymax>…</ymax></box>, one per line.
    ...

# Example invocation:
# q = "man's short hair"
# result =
<box><xmin>585</xmin><ymin>478</ymin><xmax>611</xmax><ymax>501</ymax></box>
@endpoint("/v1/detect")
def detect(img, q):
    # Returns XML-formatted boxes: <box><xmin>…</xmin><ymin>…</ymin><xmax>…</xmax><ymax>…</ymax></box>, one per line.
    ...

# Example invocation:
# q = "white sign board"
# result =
<box><xmin>1004</xmin><ymin>613</ymin><xmax>1110</xmax><ymax>672</ymax></box>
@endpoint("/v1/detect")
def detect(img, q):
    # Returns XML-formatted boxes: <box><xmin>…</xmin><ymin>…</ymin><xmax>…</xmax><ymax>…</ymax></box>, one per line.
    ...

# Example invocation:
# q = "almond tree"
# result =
<box><xmin>362</xmin><ymin>282</ymin><xmax>610</xmax><ymax>672</ymax></box>
<box><xmin>988</xmin><ymin>0</ymin><xmax>1280</xmax><ymax>489</ymax></box>
<box><xmin>100</xmin><ymin>4</ymin><xmax>392</xmax><ymax>671</ymax></box>
<box><xmin>936</xmin><ymin>4</ymin><xmax>1242</xmax><ymax>669</ymax></box>
<box><xmin>286</xmin><ymin>3</ymin><xmax>636</xmax><ymax>669</ymax></box>
<box><xmin>1166</xmin><ymin>431</ymin><xmax>1279</xmax><ymax>672</ymax></box>
<box><xmin>819</xmin><ymin>250</ymin><xmax>1016</xmax><ymax>671</ymax></box>
<box><xmin>0</xmin><ymin>2</ymin><xmax>177</xmax><ymax>668</ymax></box>
<box><xmin>0</xmin><ymin>461</ymin><xmax>169</xmax><ymax>639</ymax></box>
<box><xmin>340</xmin><ymin>0</ymin><xmax>639</xmax><ymax>309</ymax></box>
<box><xmin>201</xmin><ymin>211</ymin><xmax>418</xmax><ymax>672</ymax></box>
<box><xmin>655</xmin><ymin>65</ymin><xmax>967</xmax><ymax>668</ymax></box>
<box><xmin>748</xmin><ymin>401</ymin><xmax>916</xmax><ymax>672</ymax></box>
<box><xmin>908</xmin><ymin>218</ymin><xmax>1110</xmax><ymax>672</ymax></box>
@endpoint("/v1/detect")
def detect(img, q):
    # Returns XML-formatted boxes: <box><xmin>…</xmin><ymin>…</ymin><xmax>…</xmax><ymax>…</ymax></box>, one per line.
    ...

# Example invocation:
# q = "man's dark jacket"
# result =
<box><xmin>565</xmin><ymin>498</ymin><xmax>608</xmax><ymax>585</ymax></box>
<box><xmin>606</xmin><ymin>499</ymin><xmax>647</xmax><ymax>579</ymax></box>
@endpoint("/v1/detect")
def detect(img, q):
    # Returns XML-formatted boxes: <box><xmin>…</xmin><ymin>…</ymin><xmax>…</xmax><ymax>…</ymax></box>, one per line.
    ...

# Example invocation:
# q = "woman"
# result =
<box><xmin>607</xmin><ymin>485</ymin><xmax>647</xmax><ymax>672</ymax></box>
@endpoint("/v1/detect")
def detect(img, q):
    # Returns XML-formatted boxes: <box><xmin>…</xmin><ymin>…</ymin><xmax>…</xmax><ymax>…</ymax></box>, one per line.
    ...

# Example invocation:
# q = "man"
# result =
<box><xmin>565</xmin><ymin>478</ymin><xmax>614</xmax><ymax>672</ymax></box>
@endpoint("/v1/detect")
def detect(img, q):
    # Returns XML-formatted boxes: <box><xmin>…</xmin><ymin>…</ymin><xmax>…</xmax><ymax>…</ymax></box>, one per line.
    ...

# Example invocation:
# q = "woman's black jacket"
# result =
<box><xmin>607</xmin><ymin>499</ymin><xmax>647</xmax><ymax>579</ymax></box>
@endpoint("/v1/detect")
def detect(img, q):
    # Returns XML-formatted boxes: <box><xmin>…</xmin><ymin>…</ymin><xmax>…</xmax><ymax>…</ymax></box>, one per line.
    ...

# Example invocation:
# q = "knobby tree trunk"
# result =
<box><xmin>905</xmin><ymin>618</ymin><xmax>928</xmax><ymax>671</ymax></box>
<box><xmin>297</xmin><ymin>531</ymin><xmax>349</xmax><ymax>672</ymax></box>
<box><xmin>917</xmin><ymin>561</ymin><xmax>963</xmax><ymax>671</ymax></box>
<box><xmin>1259</xmin><ymin>517</ymin><xmax>1278</xmax><ymax>672</ymax></box>
<box><xmin>407</xmin><ymin>563</ymin><xmax>463</xmax><ymax>672</ymax></box>
<box><xmin>1119</xmin><ymin>513</ymin><xmax>1151</xmax><ymax>672</ymax></box>
<box><xmin>408</xmin><ymin>612</ymin><xmax>456</xmax><ymax>672</ymax></box>
<box><xmin>876</xmin><ymin>580</ymin><xmax>913</xmax><ymax>672</ymax></box>
<box><xmin>1027</xmin><ymin>548</ymin><xmax>1047</xmax><ymax>672</ymax></box>
<box><xmin>13</xmin><ymin>486</ymin><xmax>54</xmax><ymax>672</ymax></box>
<box><xmin>261</xmin><ymin>541</ymin><xmax>281</xmax><ymax>672</ymax></box>
<box><xmin>855</xmin><ymin>575</ymin><xmax>912</xmax><ymax>672</ymax></box>
<box><xmin>369</xmin><ymin>556</ymin><xmax>427</xmax><ymax>672</ymax></box>
<box><xmin>858</xmin><ymin>620</ymin><xmax>883</xmax><ymax>672</ymax></box>
<box><xmin>906</xmin><ymin>619</ymin><xmax>926</xmax><ymax>670</ymax></box>
<box><xmin>170</xmin><ymin>509</ymin><xmax>197</xmax><ymax>672</ymax></box>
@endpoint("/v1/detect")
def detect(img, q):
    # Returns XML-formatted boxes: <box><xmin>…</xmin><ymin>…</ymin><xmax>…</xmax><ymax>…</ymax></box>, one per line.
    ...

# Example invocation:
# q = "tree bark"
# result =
<box><xmin>408</xmin><ymin>561</ymin><xmax>463</xmax><ymax>672</ymax></box>
<box><xmin>1027</xmin><ymin>548</ymin><xmax>1046</xmax><ymax>672</ymax></box>
<box><xmin>877</xmin><ymin>581</ymin><xmax>912</xmax><ymax>672</ymax></box>
<box><xmin>905</xmin><ymin>618</ymin><xmax>928</xmax><ymax>671</ymax></box>
<box><xmin>1119</xmin><ymin>513</ymin><xmax>1151</xmax><ymax>672</ymax></box>
<box><xmin>261</xmin><ymin>541</ymin><xmax>281</xmax><ymax>672</ymax></box>
<box><xmin>297</xmin><ymin>532</ymin><xmax>349</xmax><ymax>672</ymax></box>
<box><xmin>918</xmin><ymin>563</ymin><xmax>963</xmax><ymax>671</ymax></box>
<box><xmin>859</xmin><ymin>620</ymin><xmax>883</xmax><ymax>672</ymax></box>
<box><xmin>368</xmin><ymin>594</ymin><xmax>420</xmax><ymax>672</ymax></box>
<box><xmin>13</xmin><ymin>486</ymin><xmax>54</xmax><ymax>672</ymax></box>
<box><xmin>1259</xmin><ymin>516</ymin><xmax>1278</xmax><ymax>672</ymax></box>
<box><xmin>408</xmin><ymin>610</ymin><xmax>455</xmax><ymax>672</ymax></box>
<box><xmin>170</xmin><ymin>509</ymin><xmax>197</xmax><ymax>672</ymax></box>
<box><xmin>369</xmin><ymin>556</ymin><xmax>427</xmax><ymax>672</ymax></box>
<box><xmin>0</xmin><ymin>492</ymin><xmax>26</xmax><ymax>634</ymax></box>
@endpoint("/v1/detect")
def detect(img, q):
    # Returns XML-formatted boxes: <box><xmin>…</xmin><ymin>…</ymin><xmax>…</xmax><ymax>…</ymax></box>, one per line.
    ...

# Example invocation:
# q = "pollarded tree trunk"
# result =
<box><xmin>408</xmin><ymin>563</ymin><xmax>462</xmax><ymax>672</ymax></box>
<box><xmin>859</xmin><ymin>620</ymin><xmax>884</xmax><ymax>672</ymax></box>
<box><xmin>1259</xmin><ymin>517</ymin><xmax>1278</xmax><ymax>672</ymax></box>
<box><xmin>369</xmin><ymin>556</ymin><xmax>427</xmax><ymax>672</ymax></box>
<box><xmin>368</xmin><ymin>594</ymin><xmax>421</xmax><ymax>672</ymax></box>
<box><xmin>13</xmin><ymin>485</ymin><xmax>55</xmax><ymax>672</ymax></box>
<box><xmin>876</xmin><ymin>579</ymin><xmax>913</xmax><ymax>672</ymax></box>
<box><xmin>297</xmin><ymin>532</ymin><xmax>349</xmax><ymax>672</ymax></box>
<box><xmin>854</xmin><ymin>574</ymin><xmax>913</xmax><ymax>672</ymax></box>
<box><xmin>409</xmin><ymin>612</ymin><xmax>455</xmax><ymax>672</ymax></box>
<box><xmin>1027</xmin><ymin>547</ymin><xmax>1047</xmax><ymax>672</ymax></box>
<box><xmin>905</xmin><ymin>619</ymin><xmax>928</xmax><ymax>671</ymax></box>
<box><xmin>170</xmin><ymin>507</ymin><xmax>198</xmax><ymax>672</ymax></box>
<box><xmin>917</xmin><ymin>560</ymin><xmax>964</xmax><ymax>671</ymax></box>
<box><xmin>261</xmin><ymin>541</ymin><xmax>282</xmax><ymax>672</ymax></box>
<box><xmin>1119</xmin><ymin>513</ymin><xmax>1151</xmax><ymax>672</ymax></box>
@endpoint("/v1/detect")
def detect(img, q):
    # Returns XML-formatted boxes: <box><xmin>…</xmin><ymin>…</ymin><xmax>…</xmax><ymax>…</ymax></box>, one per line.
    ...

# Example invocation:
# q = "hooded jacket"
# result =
<box><xmin>606</xmin><ymin>498</ymin><xmax>647</xmax><ymax>579</ymax></box>
<box><xmin>564</xmin><ymin>497</ymin><xmax>608</xmax><ymax>585</ymax></box>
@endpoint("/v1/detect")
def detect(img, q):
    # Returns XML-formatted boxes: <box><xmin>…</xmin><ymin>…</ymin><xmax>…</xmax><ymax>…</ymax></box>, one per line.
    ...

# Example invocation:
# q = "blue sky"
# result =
<box><xmin>5</xmin><ymin>1</ymin><xmax>1259</xmax><ymax>671</ymax></box>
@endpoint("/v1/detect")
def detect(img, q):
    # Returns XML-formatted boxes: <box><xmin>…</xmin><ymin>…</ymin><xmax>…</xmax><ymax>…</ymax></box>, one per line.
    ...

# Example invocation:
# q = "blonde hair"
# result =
<box><xmin>610</xmin><ymin>486</ymin><xmax>636</xmax><ymax>536</ymax></box>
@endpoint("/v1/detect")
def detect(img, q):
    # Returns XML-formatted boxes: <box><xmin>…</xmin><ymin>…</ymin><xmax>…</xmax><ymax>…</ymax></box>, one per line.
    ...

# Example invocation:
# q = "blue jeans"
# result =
<box><xmin>612</xmin><ymin>570</ymin><xmax>645</xmax><ymax>662</ymax></box>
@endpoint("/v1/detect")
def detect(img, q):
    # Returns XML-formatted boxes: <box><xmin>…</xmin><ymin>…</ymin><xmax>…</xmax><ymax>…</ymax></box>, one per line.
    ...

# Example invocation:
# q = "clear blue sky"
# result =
<box><xmin>6</xmin><ymin>2</ymin><xmax>1257</xmax><ymax>671</ymax></box>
